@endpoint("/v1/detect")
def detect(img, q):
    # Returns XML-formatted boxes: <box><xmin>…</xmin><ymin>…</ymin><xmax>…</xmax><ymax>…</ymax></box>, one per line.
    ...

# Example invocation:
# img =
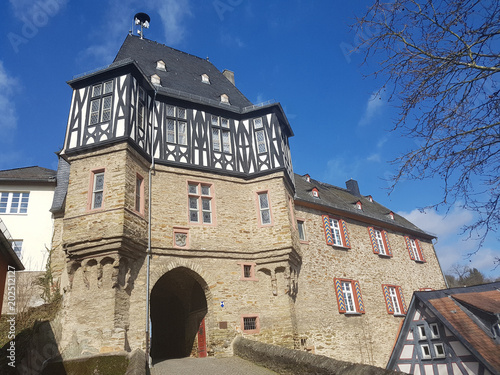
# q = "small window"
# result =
<box><xmin>418</xmin><ymin>325</ymin><xmax>427</xmax><ymax>340</ymax></box>
<box><xmin>211</xmin><ymin>116</ymin><xmax>231</xmax><ymax>153</ymax></box>
<box><xmin>297</xmin><ymin>220</ymin><xmax>306</xmax><ymax>241</ymax></box>
<box><xmin>255</xmin><ymin>129</ymin><xmax>267</xmax><ymax>153</ymax></box>
<box><xmin>166</xmin><ymin>105</ymin><xmax>188</xmax><ymax>145</ymax></box>
<box><xmin>405</xmin><ymin>236</ymin><xmax>426</xmax><ymax>262</ymax></box>
<box><xmin>420</xmin><ymin>344</ymin><xmax>431</xmax><ymax>360</ymax></box>
<box><xmin>188</xmin><ymin>182</ymin><xmax>214</xmax><ymax>224</ymax></box>
<box><xmin>434</xmin><ymin>343</ymin><xmax>445</xmax><ymax>358</ymax></box>
<box><xmin>430</xmin><ymin>323</ymin><xmax>440</xmax><ymax>339</ymax></box>
<box><xmin>355</xmin><ymin>201</ymin><xmax>362</xmax><ymax>210</ymax></box>
<box><xmin>389</xmin><ymin>211</ymin><xmax>394</xmax><ymax>220</ymax></box>
<box><xmin>241</xmin><ymin>315</ymin><xmax>260</xmax><ymax>333</ymax></box>
<box><xmin>156</xmin><ymin>60</ymin><xmax>166</xmax><ymax>71</ymax></box>
<box><xmin>257</xmin><ymin>192</ymin><xmax>272</xmax><ymax>225</ymax></box>
<box><xmin>312</xmin><ymin>188</ymin><xmax>319</xmax><ymax>198</ymax></box>
<box><xmin>220</xmin><ymin>94</ymin><xmax>229</xmax><ymax>104</ymax></box>
<box><xmin>253</xmin><ymin>118</ymin><xmax>263</xmax><ymax>129</ymax></box>
<box><xmin>151</xmin><ymin>74</ymin><xmax>161</xmax><ymax>86</ymax></box>
<box><xmin>135</xmin><ymin>175</ymin><xmax>144</xmax><ymax>213</ymax></box>
<box><xmin>91</xmin><ymin>171</ymin><xmax>105</xmax><ymax>210</ymax></box>
<box><xmin>238</xmin><ymin>263</ymin><xmax>257</xmax><ymax>281</ymax></box>
<box><xmin>201</xmin><ymin>74</ymin><xmax>210</xmax><ymax>84</ymax></box>
<box><xmin>322</xmin><ymin>216</ymin><xmax>351</xmax><ymax>248</ymax></box>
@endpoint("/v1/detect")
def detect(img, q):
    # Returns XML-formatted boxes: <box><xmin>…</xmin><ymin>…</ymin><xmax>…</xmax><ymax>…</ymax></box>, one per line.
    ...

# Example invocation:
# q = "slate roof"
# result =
<box><xmin>0</xmin><ymin>166</ymin><xmax>57</xmax><ymax>183</ymax></box>
<box><xmin>112</xmin><ymin>34</ymin><xmax>253</xmax><ymax>109</ymax></box>
<box><xmin>294</xmin><ymin>174</ymin><xmax>432</xmax><ymax>238</ymax></box>
<box><xmin>50</xmin><ymin>157</ymin><xmax>70</xmax><ymax>214</ymax></box>
<box><xmin>416</xmin><ymin>283</ymin><xmax>500</xmax><ymax>374</ymax></box>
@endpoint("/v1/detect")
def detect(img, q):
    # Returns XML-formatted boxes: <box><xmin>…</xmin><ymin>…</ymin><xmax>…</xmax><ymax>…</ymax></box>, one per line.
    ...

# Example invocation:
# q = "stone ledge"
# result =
<box><xmin>233</xmin><ymin>336</ymin><xmax>406</xmax><ymax>375</ymax></box>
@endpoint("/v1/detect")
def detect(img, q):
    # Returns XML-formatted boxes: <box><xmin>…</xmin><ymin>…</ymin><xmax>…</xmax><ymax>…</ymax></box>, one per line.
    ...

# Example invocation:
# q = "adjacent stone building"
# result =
<box><xmin>50</xmin><ymin>32</ymin><xmax>447</xmax><ymax>367</ymax></box>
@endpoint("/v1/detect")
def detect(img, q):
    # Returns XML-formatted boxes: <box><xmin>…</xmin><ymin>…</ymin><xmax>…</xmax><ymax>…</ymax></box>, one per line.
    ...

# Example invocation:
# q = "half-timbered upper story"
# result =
<box><xmin>61</xmin><ymin>34</ymin><xmax>294</xmax><ymax>185</ymax></box>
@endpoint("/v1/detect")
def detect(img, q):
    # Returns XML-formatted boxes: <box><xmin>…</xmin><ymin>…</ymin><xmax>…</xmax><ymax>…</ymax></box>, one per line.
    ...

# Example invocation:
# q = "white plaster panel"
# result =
<box><xmin>398</xmin><ymin>364</ymin><xmax>411</xmax><ymax>373</ymax></box>
<box><xmin>407</xmin><ymin>331</ymin><xmax>414</xmax><ymax>340</ymax></box>
<box><xmin>462</xmin><ymin>362</ymin><xmax>479</xmax><ymax>375</ymax></box>
<box><xmin>449</xmin><ymin>341</ymin><xmax>471</xmax><ymax>357</ymax></box>
<box><xmin>452</xmin><ymin>363</ymin><xmax>461</xmax><ymax>375</ymax></box>
<box><xmin>400</xmin><ymin>344</ymin><xmax>414</xmax><ymax>359</ymax></box>
<box><xmin>414</xmin><ymin>364</ymin><xmax>421</xmax><ymax>375</ymax></box>
<box><xmin>437</xmin><ymin>364</ymin><xmax>448</xmax><ymax>375</ymax></box>
<box><xmin>424</xmin><ymin>364</ymin><xmax>435</xmax><ymax>375</ymax></box>
<box><xmin>413</xmin><ymin>310</ymin><xmax>421</xmax><ymax>321</ymax></box>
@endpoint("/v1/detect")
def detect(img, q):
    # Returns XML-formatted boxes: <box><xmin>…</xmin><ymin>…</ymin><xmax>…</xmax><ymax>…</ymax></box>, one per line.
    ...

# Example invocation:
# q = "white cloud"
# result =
<box><xmin>0</xmin><ymin>61</ymin><xmax>18</xmax><ymax>140</ymax></box>
<box><xmin>323</xmin><ymin>157</ymin><xmax>360</xmax><ymax>183</ymax></box>
<box><xmin>155</xmin><ymin>0</ymin><xmax>193</xmax><ymax>45</ymax></box>
<box><xmin>398</xmin><ymin>205</ymin><xmax>473</xmax><ymax>238</ymax></box>
<box><xmin>79</xmin><ymin>0</ymin><xmax>192</xmax><ymax>65</ymax></box>
<box><xmin>358</xmin><ymin>90</ymin><xmax>385</xmax><ymax>126</ymax></box>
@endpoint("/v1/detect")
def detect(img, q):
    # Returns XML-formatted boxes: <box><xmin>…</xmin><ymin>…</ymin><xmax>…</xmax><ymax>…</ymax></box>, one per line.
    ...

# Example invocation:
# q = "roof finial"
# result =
<box><xmin>134</xmin><ymin>13</ymin><xmax>150</xmax><ymax>40</ymax></box>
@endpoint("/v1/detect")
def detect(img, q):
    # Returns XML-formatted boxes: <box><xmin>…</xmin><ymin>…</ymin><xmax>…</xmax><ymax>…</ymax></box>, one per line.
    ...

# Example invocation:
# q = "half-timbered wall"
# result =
<box><xmin>63</xmin><ymin>76</ymin><xmax>293</xmax><ymax>182</ymax></box>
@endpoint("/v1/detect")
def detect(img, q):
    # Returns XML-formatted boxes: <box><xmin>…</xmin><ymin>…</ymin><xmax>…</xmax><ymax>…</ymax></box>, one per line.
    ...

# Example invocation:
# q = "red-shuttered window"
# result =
<box><xmin>405</xmin><ymin>236</ymin><xmax>426</xmax><ymax>262</ymax></box>
<box><xmin>322</xmin><ymin>215</ymin><xmax>351</xmax><ymax>248</ymax></box>
<box><xmin>334</xmin><ymin>278</ymin><xmax>365</xmax><ymax>314</ymax></box>
<box><xmin>368</xmin><ymin>227</ymin><xmax>392</xmax><ymax>257</ymax></box>
<box><xmin>382</xmin><ymin>284</ymin><xmax>407</xmax><ymax>315</ymax></box>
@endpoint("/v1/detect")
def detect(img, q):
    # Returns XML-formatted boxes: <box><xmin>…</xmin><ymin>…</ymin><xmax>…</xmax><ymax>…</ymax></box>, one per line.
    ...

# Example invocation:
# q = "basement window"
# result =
<box><xmin>241</xmin><ymin>315</ymin><xmax>260</xmax><ymax>334</ymax></box>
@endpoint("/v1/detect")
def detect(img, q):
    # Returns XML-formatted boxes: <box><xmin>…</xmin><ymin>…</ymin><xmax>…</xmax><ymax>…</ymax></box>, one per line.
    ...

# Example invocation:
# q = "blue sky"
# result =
<box><xmin>0</xmin><ymin>0</ymin><xmax>498</xmax><ymax>279</ymax></box>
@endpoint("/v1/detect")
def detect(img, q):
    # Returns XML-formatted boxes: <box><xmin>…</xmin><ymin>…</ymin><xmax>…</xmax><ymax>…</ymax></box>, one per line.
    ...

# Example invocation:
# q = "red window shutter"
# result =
<box><xmin>397</xmin><ymin>286</ymin><xmax>408</xmax><ymax>314</ymax></box>
<box><xmin>382</xmin><ymin>230</ymin><xmax>393</xmax><ymax>257</ymax></box>
<box><xmin>334</xmin><ymin>278</ymin><xmax>346</xmax><ymax>313</ymax></box>
<box><xmin>368</xmin><ymin>227</ymin><xmax>380</xmax><ymax>254</ymax></box>
<box><xmin>382</xmin><ymin>284</ymin><xmax>395</xmax><ymax>314</ymax></box>
<box><xmin>322</xmin><ymin>215</ymin><xmax>334</xmax><ymax>245</ymax></box>
<box><xmin>353</xmin><ymin>280</ymin><xmax>365</xmax><ymax>314</ymax></box>
<box><xmin>404</xmin><ymin>236</ymin><xmax>416</xmax><ymax>260</ymax></box>
<box><xmin>339</xmin><ymin>219</ymin><xmax>351</xmax><ymax>248</ymax></box>
<box><xmin>416</xmin><ymin>239</ymin><xmax>426</xmax><ymax>262</ymax></box>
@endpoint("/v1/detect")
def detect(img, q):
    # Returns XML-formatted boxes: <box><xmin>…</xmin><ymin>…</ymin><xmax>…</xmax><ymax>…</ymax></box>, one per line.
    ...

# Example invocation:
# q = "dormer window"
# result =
<box><xmin>156</xmin><ymin>60</ymin><xmax>166</xmax><ymax>71</ymax></box>
<box><xmin>151</xmin><ymin>74</ymin><xmax>161</xmax><ymax>86</ymax></box>
<box><xmin>367</xmin><ymin>195</ymin><xmax>373</xmax><ymax>202</ymax></box>
<box><xmin>312</xmin><ymin>188</ymin><xmax>319</xmax><ymax>198</ymax></box>
<box><xmin>304</xmin><ymin>174</ymin><xmax>311</xmax><ymax>182</ymax></box>
<box><xmin>355</xmin><ymin>201</ymin><xmax>362</xmax><ymax>210</ymax></box>
<box><xmin>220</xmin><ymin>94</ymin><xmax>230</xmax><ymax>104</ymax></box>
<box><xmin>389</xmin><ymin>211</ymin><xmax>395</xmax><ymax>220</ymax></box>
<box><xmin>201</xmin><ymin>74</ymin><xmax>210</xmax><ymax>84</ymax></box>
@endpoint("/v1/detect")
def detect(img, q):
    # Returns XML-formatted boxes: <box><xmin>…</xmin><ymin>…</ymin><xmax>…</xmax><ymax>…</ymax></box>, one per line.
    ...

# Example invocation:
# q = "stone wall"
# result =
<box><xmin>233</xmin><ymin>336</ymin><xmax>406</xmax><ymax>375</ymax></box>
<box><xmin>293</xmin><ymin>203</ymin><xmax>447</xmax><ymax>367</ymax></box>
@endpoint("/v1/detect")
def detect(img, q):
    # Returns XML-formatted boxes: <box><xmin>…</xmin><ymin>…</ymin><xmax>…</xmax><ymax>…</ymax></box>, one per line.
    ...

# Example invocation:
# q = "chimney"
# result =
<box><xmin>345</xmin><ymin>179</ymin><xmax>361</xmax><ymax>197</ymax></box>
<box><xmin>222</xmin><ymin>69</ymin><xmax>235</xmax><ymax>85</ymax></box>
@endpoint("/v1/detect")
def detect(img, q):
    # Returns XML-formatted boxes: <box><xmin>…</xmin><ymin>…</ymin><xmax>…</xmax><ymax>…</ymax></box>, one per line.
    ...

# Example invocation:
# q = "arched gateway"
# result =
<box><xmin>150</xmin><ymin>267</ymin><xmax>208</xmax><ymax>360</ymax></box>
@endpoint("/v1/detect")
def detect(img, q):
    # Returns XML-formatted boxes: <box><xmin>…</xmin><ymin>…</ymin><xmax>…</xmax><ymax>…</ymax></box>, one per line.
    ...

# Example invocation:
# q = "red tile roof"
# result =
<box><xmin>452</xmin><ymin>290</ymin><xmax>500</xmax><ymax>314</ymax></box>
<box><xmin>429</xmin><ymin>295</ymin><xmax>500</xmax><ymax>373</ymax></box>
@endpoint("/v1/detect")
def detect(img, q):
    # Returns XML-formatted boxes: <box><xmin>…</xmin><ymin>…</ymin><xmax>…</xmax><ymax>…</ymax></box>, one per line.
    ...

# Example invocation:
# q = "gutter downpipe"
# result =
<box><xmin>145</xmin><ymin>88</ymin><xmax>157</xmax><ymax>367</ymax></box>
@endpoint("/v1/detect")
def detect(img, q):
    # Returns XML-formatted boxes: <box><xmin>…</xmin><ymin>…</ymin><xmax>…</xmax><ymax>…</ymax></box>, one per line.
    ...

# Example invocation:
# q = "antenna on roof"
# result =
<box><xmin>134</xmin><ymin>12</ymin><xmax>150</xmax><ymax>40</ymax></box>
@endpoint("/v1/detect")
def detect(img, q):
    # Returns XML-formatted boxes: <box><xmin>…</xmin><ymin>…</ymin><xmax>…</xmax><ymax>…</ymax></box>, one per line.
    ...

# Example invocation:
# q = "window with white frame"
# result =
<box><xmin>382</xmin><ymin>284</ymin><xmax>407</xmax><ymax>315</ymax></box>
<box><xmin>257</xmin><ymin>192</ymin><xmax>271</xmax><ymax>225</ymax></box>
<box><xmin>188</xmin><ymin>182</ymin><xmax>213</xmax><ymax>224</ymax></box>
<box><xmin>417</xmin><ymin>325</ymin><xmax>427</xmax><ymax>340</ymax></box>
<box><xmin>334</xmin><ymin>278</ymin><xmax>365</xmax><ymax>314</ymax></box>
<box><xmin>253</xmin><ymin>117</ymin><xmax>263</xmax><ymax>129</ymax></box>
<box><xmin>420</xmin><ymin>344</ymin><xmax>431</xmax><ymax>360</ymax></box>
<box><xmin>10</xmin><ymin>240</ymin><xmax>23</xmax><ymax>260</ymax></box>
<box><xmin>430</xmin><ymin>323</ymin><xmax>440</xmax><ymax>339</ymax></box>
<box><xmin>166</xmin><ymin>105</ymin><xmax>188</xmax><ymax>145</ymax></box>
<box><xmin>91</xmin><ymin>171</ymin><xmax>105</xmax><ymax>210</ymax></box>
<box><xmin>405</xmin><ymin>236</ymin><xmax>425</xmax><ymax>262</ymax></box>
<box><xmin>434</xmin><ymin>343</ymin><xmax>445</xmax><ymax>358</ymax></box>
<box><xmin>0</xmin><ymin>192</ymin><xmax>30</xmax><ymax>214</ymax></box>
<box><xmin>330</xmin><ymin>218</ymin><xmax>344</xmax><ymax>247</ymax></box>
<box><xmin>89</xmin><ymin>81</ymin><xmax>113</xmax><ymax>125</ymax></box>
<box><xmin>374</xmin><ymin>229</ymin><xmax>387</xmax><ymax>255</ymax></box>
<box><xmin>211</xmin><ymin>115</ymin><xmax>231</xmax><ymax>153</ymax></box>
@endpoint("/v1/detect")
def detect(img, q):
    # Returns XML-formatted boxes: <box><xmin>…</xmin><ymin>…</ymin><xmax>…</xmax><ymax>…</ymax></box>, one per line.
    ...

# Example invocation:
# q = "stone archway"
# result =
<box><xmin>150</xmin><ymin>267</ymin><xmax>208</xmax><ymax>360</ymax></box>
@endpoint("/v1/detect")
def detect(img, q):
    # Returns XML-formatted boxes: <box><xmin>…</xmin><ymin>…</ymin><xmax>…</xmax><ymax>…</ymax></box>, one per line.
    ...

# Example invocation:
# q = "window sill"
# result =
<box><xmin>332</xmin><ymin>245</ymin><xmax>350</xmax><ymax>251</ymax></box>
<box><xmin>414</xmin><ymin>260</ymin><xmax>426</xmax><ymax>264</ymax></box>
<box><xmin>378</xmin><ymin>253</ymin><xmax>392</xmax><ymax>258</ymax></box>
<box><xmin>344</xmin><ymin>312</ymin><xmax>362</xmax><ymax>316</ymax></box>
<box><xmin>299</xmin><ymin>240</ymin><xmax>309</xmax><ymax>244</ymax></box>
<box><xmin>394</xmin><ymin>313</ymin><xmax>406</xmax><ymax>317</ymax></box>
